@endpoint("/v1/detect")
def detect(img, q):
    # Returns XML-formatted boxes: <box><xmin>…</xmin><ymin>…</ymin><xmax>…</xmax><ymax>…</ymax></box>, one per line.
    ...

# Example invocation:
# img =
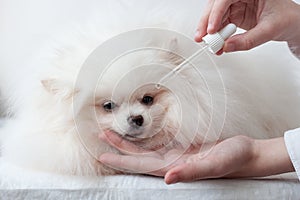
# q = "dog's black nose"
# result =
<box><xmin>128</xmin><ymin>115</ymin><xmax>144</xmax><ymax>127</ymax></box>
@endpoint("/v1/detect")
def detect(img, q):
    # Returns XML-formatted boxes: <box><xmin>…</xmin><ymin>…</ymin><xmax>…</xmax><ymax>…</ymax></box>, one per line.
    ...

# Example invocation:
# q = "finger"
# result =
<box><xmin>223</xmin><ymin>22</ymin><xmax>275</xmax><ymax>52</ymax></box>
<box><xmin>216</xmin><ymin>49</ymin><xmax>223</xmax><ymax>55</ymax></box>
<box><xmin>195</xmin><ymin>0</ymin><xmax>215</xmax><ymax>42</ymax></box>
<box><xmin>164</xmin><ymin>159</ymin><xmax>220</xmax><ymax>184</ymax></box>
<box><xmin>99</xmin><ymin>152</ymin><xmax>143</xmax><ymax>173</ymax></box>
<box><xmin>99</xmin><ymin>152</ymin><xmax>167</xmax><ymax>176</ymax></box>
<box><xmin>101</xmin><ymin>130</ymin><xmax>151</xmax><ymax>155</ymax></box>
<box><xmin>208</xmin><ymin>0</ymin><xmax>238</xmax><ymax>33</ymax></box>
<box><xmin>221</xmin><ymin>8</ymin><xmax>231</xmax><ymax>25</ymax></box>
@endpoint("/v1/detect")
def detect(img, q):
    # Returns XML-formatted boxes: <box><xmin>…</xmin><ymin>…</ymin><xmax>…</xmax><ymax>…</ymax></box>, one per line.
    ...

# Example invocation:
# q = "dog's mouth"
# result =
<box><xmin>108</xmin><ymin>129</ymin><xmax>145</xmax><ymax>142</ymax></box>
<box><xmin>123</xmin><ymin>133</ymin><xmax>143</xmax><ymax>141</ymax></box>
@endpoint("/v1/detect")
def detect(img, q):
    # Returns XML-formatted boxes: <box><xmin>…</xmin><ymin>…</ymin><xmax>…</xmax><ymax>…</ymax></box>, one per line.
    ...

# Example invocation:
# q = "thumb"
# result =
<box><xmin>223</xmin><ymin>22</ymin><xmax>275</xmax><ymax>52</ymax></box>
<box><xmin>164</xmin><ymin>160</ymin><xmax>218</xmax><ymax>184</ymax></box>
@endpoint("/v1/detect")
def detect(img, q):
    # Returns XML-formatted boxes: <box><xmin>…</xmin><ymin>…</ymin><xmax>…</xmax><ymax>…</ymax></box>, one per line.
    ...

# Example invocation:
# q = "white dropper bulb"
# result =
<box><xmin>202</xmin><ymin>23</ymin><xmax>237</xmax><ymax>53</ymax></box>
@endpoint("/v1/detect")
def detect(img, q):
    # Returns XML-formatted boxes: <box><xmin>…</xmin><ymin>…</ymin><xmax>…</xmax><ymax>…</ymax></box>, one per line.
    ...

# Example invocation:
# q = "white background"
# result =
<box><xmin>0</xmin><ymin>0</ymin><xmax>299</xmax><ymax>69</ymax></box>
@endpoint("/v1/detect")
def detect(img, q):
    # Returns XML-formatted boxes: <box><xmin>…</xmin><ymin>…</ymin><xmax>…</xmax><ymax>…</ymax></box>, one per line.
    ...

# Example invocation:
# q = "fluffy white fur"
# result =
<box><xmin>1</xmin><ymin>1</ymin><xmax>300</xmax><ymax>176</ymax></box>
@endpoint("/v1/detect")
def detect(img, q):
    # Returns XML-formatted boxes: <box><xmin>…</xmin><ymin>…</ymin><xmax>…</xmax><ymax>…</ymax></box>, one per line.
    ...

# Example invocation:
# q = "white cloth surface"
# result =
<box><xmin>0</xmin><ymin>158</ymin><xmax>300</xmax><ymax>200</ymax></box>
<box><xmin>285</xmin><ymin>128</ymin><xmax>300</xmax><ymax>180</ymax></box>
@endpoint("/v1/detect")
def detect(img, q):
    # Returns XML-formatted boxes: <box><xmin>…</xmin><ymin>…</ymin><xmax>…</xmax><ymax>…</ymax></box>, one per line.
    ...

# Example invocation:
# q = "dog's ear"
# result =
<box><xmin>162</xmin><ymin>37</ymin><xmax>184</xmax><ymax>66</ymax></box>
<box><xmin>41</xmin><ymin>79</ymin><xmax>78</xmax><ymax>100</ymax></box>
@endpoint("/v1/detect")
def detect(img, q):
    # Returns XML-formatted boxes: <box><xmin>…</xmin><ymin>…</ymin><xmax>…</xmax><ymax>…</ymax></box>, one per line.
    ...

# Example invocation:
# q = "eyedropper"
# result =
<box><xmin>156</xmin><ymin>23</ymin><xmax>237</xmax><ymax>89</ymax></box>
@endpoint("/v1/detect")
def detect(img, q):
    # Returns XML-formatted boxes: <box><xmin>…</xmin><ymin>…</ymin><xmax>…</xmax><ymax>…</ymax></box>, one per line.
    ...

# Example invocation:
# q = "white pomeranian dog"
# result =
<box><xmin>0</xmin><ymin>1</ymin><xmax>300</xmax><ymax>176</ymax></box>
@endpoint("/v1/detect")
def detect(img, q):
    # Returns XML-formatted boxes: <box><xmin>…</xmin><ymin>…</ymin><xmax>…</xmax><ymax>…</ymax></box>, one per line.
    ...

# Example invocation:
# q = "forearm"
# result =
<box><xmin>232</xmin><ymin>137</ymin><xmax>294</xmax><ymax>178</ymax></box>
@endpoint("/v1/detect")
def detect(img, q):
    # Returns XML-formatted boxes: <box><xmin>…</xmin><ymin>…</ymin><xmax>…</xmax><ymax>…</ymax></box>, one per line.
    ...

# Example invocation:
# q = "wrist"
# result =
<box><xmin>248</xmin><ymin>137</ymin><xmax>294</xmax><ymax>177</ymax></box>
<box><xmin>287</xmin><ymin>2</ymin><xmax>300</xmax><ymax>58</ymax></box>
<box><xmin>229</xmin><ymin>136</ymin><xmax>295</xmax><ymax>178</ymax></box>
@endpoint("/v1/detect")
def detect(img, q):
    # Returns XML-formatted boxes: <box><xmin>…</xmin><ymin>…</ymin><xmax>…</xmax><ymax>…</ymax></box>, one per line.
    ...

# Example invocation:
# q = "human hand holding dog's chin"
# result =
<box><xmin>99</xmin><ymin>131</ymin><xmax>294</xmax><ymax>184</ymax></box>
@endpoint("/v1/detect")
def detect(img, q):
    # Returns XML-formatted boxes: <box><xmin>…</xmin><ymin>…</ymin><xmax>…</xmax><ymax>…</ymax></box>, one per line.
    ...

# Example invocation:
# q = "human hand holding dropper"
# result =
<box><xmin>99</xmin><ymin>0</ymin><xmax>300</xmax><ymax>184</ymax></box>
<box><xmin>195</xmin><ymin>0</ymin><xmax>300</xmax><ymax>57</ymax></box>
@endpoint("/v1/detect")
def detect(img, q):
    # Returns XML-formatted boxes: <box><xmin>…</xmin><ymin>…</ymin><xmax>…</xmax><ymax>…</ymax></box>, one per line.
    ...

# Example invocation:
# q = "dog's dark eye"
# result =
<box><xmin>141</xmin><ymin>95</ymin><xmax>153</xmax><ymax>105</ymax></box>
<box><xmin>103</xmin><ymin>101</ymin><xmax>116</xmax><ymax>112</ymax></box>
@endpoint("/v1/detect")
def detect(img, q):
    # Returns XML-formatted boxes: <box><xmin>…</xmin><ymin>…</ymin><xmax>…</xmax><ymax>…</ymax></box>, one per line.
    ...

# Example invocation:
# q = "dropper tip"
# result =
<box><xmin>155</xmin><ymin>83</ymin><xmax>162</xmax><ymax>90</ymax></box>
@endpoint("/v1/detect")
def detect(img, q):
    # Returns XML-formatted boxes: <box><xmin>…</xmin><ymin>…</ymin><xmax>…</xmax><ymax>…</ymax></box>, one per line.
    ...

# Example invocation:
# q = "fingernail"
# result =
<box><xmin>207</xmin><ymin>23</ymin><xmax>214</xmax><ymax>33</ymax></box>
<box><xmin>99</xmin><ymin>153</ymin><xmax>112</xmax><ymax>164</ymax></box>
<box><xmin>195</xmin><ymin>30</ymin><xmax>200</xmax><ymax>38</ymax></box>
<box><xmin>104</xmin><ymin>130</ymin><xmax>114</xmax><ymax>138</ymax></box>
<box><xmin>224</xmin><ymin>42</ymin><xmax>235</xmax><ymax>52</ymax></box>
<box><xmin>98</xmin><ymin>133</ymin><xmax>106</xmax><ymax>141</ymax></box>
<box><xmin>104</xmin><ymin>130</ymin><xmax>122</xmax><ymax>143</ymax></box>
<box><xmin>195</xmin><ymin>30</ymin><xmax>203</xmax><ymax>42</ymax></box>
<box><xmin>99</xmin><ymin>154</ymin><xmax>106</xmax><ymax>162</ymax></box>
<box><xmin>166</xmin><ymin>174</ymin><xmax>179</xmax><ymax>184</ymax></box>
